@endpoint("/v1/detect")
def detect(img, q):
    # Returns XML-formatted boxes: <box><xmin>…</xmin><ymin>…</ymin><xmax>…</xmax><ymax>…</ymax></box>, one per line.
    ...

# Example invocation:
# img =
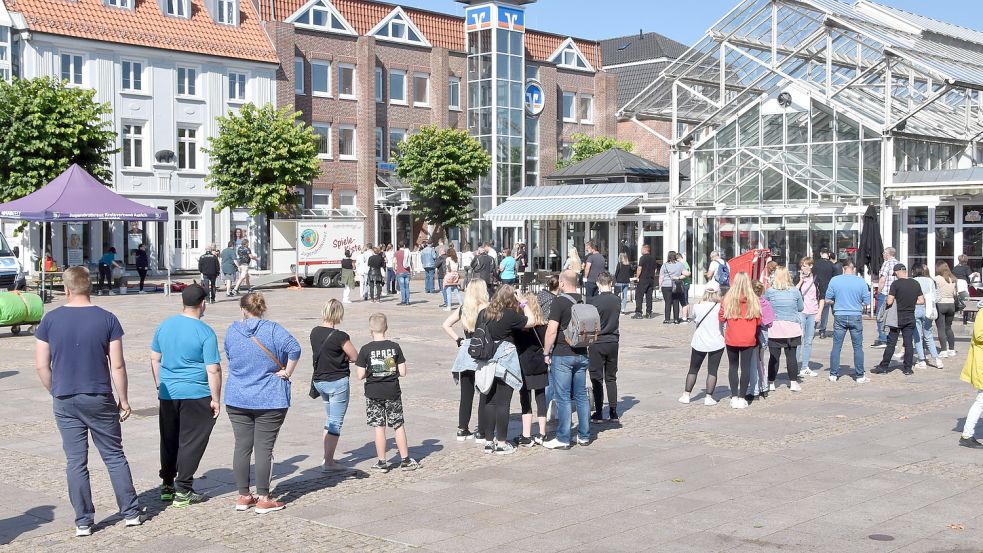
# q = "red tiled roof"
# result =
<box><xmin>8</xmin><ymin>0</ymin><xmax>279</xmax><ymax>63</ymax></box>
<box><xmin>261</xmin><ymin>0</ymin><xmax>600</xmax><ymax>68</ymax></box>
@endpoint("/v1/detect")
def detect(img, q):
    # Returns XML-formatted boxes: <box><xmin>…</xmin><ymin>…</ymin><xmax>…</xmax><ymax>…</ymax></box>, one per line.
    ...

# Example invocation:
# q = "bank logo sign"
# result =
<box><xmin>465</xmin><ymin>5</ymin><xmax>492</xmax><ymax>31</ymax></box>
<box><xmin>498</xmin><ymin>6</ymin><xmax>524</xmax><ymax>31</ymax></box>
<box><xmin>466</xmin><ymin>5</ymin><xmax>524</xmax><ymax>32</ymax></box>
<box><xmin>525</xmin><ymin>80</ymin><xmax>545</xmax><ymax>117</ymax></box>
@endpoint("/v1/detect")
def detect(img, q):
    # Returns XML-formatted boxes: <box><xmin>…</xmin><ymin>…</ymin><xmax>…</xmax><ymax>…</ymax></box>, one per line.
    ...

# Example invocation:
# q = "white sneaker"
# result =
<box><xmin>768</xmin><ymin>382</ymin><xmax>776</xmax><ymax>392</ymax></box>
<box><xmin>790</xmin><ymin>381</ymin><xmax>801</xmax><ymax>392</ymax></box>
<box><xmin>950</xmin><ymin>349</ymin><xmax>958</xmax><ymax>358</ymax></box>
<box><xmin>124</xmin><ymin>511</ymin><xmax>146</xmax><ymax>527</ymax></box>
<box><xmin>75</xmin><ymin>526</ymin><xmax>92</xmax><ymax>537</ymax></box>
<box><xmin>934</xmin><ymin>358</ymin><xmax>944</xmax><ymax>369</ymax></box>
<box><xmin>734</xmin><ymin>398</ymin><xmax>749</xmax><ymax>409</ymax></box>
<box><xmin>914</xmin><ymin>361</ymin><xmax>928</xmax><ymax>370</ymax></box>
<box><xmin>856</xmin><ymin>376</ymin><xmax>871</xmax><ymax>384</ymax></box>
<box><xmin>704</xmin><ymin>395</ymin><xmax>717</xmax><ymax>406</ymax></box>
<box><xmin>799</xmin><ymin>368</ymin><xmax>818</xmax><ymax>377</ymax></box>
<box><xmin>829</xmin><ymin>375</ymin><xmax>838</xmax><ymax>382</ymax></box>
<box><xmin>542</xmin><ymin>438</ymin><xmax>571</xmax><ymax>450</ymax></box>
<box><xmin>678</xmin><ymin>393</ymin><xmax>691</xmax><ymax>404</ymax></box>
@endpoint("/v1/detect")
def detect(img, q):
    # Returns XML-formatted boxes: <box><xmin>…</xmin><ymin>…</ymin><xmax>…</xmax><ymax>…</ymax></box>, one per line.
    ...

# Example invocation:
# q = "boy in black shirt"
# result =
<box><xmin>587</xmin><ymin>272</ymin><xmax>621</xmax><ymax>422</ymax></box>
<box><xmin>633</xmin><ymin>244</ymin><xmax>657</xmax><ymax>319</ymax></box>
<box><xmin>875</xmin><ymin>264</ymin><xmax>924</xmax><ymax>376</ymax></box>
<box><xmin>356</xmin><ymin>313</ymin><xmax>419</xmax><ymax>472</ymax></box>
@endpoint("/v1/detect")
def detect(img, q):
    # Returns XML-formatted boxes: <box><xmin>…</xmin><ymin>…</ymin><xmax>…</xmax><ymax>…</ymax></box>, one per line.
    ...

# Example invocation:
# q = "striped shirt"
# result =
<box><xmin>879</xmin><ymin>258</ymin><xmax>899</xmax><ymax>294</ymax></box>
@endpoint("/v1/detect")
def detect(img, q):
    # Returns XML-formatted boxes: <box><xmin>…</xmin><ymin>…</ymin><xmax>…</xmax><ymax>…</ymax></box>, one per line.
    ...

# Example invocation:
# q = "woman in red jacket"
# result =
<box><xmin>719</xmin><ymin>272</ymin><xmax>762</xmax><ymax>409</ymax></box>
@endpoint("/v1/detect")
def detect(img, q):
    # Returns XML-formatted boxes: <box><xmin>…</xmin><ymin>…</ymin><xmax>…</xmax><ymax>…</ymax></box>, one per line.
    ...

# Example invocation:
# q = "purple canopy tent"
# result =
<box><xmin>0</xmin><ymin>164</ymin><xmax>171</xmax><ymax>299</ymax></box>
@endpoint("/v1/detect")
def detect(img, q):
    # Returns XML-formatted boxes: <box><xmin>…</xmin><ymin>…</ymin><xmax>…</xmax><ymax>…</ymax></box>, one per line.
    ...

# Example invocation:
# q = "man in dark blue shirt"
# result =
<box><xmin>35</xmin><ymin>266</ymin><xmax>144</xmax><ymax>536</ymax></box>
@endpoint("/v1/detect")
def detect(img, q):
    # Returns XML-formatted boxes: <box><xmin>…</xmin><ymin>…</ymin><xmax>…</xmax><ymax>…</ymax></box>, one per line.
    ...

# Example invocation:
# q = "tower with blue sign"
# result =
<box><xmin>458</xmin><ymin>0</ymin><xmax>534</xmax><ymax>246</ymax></box>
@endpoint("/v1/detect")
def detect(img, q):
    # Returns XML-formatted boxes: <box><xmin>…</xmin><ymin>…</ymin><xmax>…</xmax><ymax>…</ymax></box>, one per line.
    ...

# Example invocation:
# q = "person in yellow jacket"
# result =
<box><xmin>959</xmin><ymin>312</ymin><xmax>983</xmax><ymax>448</ymax></box>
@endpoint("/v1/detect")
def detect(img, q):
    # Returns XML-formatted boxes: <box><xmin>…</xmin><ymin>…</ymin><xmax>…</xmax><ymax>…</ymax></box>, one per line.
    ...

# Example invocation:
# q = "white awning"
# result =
<box><xmin>483</xmin><ymin>195</ymin><xmax>637</xmax><ymax>222</ymax></box>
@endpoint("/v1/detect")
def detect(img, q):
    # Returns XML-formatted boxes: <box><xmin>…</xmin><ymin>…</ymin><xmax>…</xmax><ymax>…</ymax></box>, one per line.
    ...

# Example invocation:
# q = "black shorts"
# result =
<box><xmin>366</xmin><ymin>398</ymin><xmax>404</xmax><ymax>428</ymax></box>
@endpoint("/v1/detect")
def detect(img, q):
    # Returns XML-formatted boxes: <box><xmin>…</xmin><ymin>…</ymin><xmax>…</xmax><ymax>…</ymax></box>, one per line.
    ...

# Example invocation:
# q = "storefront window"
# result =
<box><xmin>907</xmin><ymin>225</ymin><xmax>928</xmax><ymax>270</ymax></box>
<box><xmin>835</xmin><ymin>216</ymin><xmax>859</xmax><ymax>263</ymax></box>
<box><xmin>786</xmin><ymin>216</ymin><xmax>808</xmax><ymax>276</ymax></box>
<box><xmin>809</xmin><ymin>216</ymin><xmax>833</xmax><ymax>255</ymax></box>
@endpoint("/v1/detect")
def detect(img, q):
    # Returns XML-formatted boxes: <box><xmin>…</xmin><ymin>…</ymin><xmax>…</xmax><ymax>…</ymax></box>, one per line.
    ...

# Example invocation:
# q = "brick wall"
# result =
<box><xmin>617</xmin><ymin>118</ymin><xmax>673</xmax><ymax>167</ymax></box>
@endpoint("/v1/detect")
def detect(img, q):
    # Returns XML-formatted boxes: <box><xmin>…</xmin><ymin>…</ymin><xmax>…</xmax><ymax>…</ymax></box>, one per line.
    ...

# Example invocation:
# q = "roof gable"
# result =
<box><xmin>367</xmin><ymin>5</ymin><xmax>431</xmax><ymax>48</ymax></box>
<box><xmin>286</xmin><ymin>0</ymin><xmax>357</xmax><ymax>35</ymax></box>
<box><xmin>549</xmin><ymin>37</ymin><xmax>594</xmax><ymax>72</ymax></box>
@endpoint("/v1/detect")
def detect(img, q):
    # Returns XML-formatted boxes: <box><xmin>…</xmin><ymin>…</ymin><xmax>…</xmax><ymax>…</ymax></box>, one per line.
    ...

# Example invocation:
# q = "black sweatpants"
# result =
<box><xmin>227</xmin><ymin>406</ymin><xmax>287</xmax><ymax>497</ymax></box>
<box><xmin>159</xmin><ymin>397</ymin><xmax>216</xmax><ymax>493</ymax></box>
<box><xmin>457</xmin><ymin>371</ymin><xmax>486</xmax><ymax>432</ymax></box>
<box><xmin>137</xmin><ymin>268</ymin><xmax>148</xmax><ymax>291</ymax></box>
<box><xmin>481</xmin><ymin>378</ymin><xmax>514</xmax><ymax>442</ymax></box>
<box><xmin>589</xmin><ymin>341</ymin><xmax>619</xmax><ymax>416</ymax></box>
<box><xmin>201</xmin><ymin>274</ymin><xmax>218</xmax><ymax>301</ymax></box>
<box><xmin>727</xmin><ymin>345</ymin><xmax>754</xmax><ymax>398</ymax></box>
<box><xmin>768</xmin><ymin>344</ymin><xmax>799</xmax><ymax>383</ymax></box>
<box><xmin>662</xmin><ymin>286</ymin><xmax>680</xmax><ymax>321</ymax></box>
<box><xmin>98</xmin><ymin>263</ymin><xmax>112</xmax><ymax>290</ymax></box>
<box><xmin>635</xmin><ymin>279</ymin><xmax>654</xmax><ymax>315</ymax></box>
<box><xmin>881</xmin><ymin>318</ymin><xmax>915</xmax><ymax>370</ymax></box>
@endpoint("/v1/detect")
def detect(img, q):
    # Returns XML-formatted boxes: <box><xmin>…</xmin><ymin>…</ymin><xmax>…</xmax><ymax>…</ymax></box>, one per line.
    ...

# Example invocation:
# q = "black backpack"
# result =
<box><xmin>468</xmin><ymin>312</ymin><xmax>500</xmax><ymax>361</ymax></box>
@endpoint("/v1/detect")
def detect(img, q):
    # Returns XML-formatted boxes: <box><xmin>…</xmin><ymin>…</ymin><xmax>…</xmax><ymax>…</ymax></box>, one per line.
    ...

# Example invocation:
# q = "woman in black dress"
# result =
<box><xmin>514</xmin><ymin>292</ymin><xmax>549</xmax><ymax>446</ymax></box>
<box><xmin>366</xmin><ymin>246</ymin><xmax>386</xmax><ymax>303</ymax></box>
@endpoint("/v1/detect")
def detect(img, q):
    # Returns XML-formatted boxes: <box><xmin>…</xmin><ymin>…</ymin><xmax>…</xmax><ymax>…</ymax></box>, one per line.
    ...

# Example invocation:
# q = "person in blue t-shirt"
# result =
<box><xmin>151</xmin><ymin>284</ymin><xmax>222</xmax><ymax>508</ymax></box>
<box><xmin>825</xmin><ymin>259</ymin><xmax>872</xmax><ymax>383</ymax></box>
<box><xmin>97</xmin><ymin>246</ymin><xmax>121</xmax><ymax>292</ymax></box>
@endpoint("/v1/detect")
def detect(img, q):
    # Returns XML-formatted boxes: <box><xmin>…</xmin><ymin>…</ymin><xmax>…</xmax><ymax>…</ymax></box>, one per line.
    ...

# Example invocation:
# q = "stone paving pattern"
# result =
<box><xmin>1</xmin><ymin>282</ymin><xmax>982</xmax><ymax>552</ymax></box>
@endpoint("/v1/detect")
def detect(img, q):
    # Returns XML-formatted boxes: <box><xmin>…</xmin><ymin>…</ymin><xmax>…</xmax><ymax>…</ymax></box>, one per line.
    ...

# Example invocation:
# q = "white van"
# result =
<box><xmin>0</xmin><ymin>231</ymin><xmax>25</xmax><ymax>291</ymax></box>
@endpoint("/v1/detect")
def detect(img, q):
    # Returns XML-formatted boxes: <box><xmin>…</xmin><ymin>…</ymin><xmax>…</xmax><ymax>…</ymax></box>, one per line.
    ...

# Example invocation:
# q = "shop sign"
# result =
<box><xmin>525</xmin><ymin>80</ymin><xmax>545</xmax><ymax>117</ymax></box>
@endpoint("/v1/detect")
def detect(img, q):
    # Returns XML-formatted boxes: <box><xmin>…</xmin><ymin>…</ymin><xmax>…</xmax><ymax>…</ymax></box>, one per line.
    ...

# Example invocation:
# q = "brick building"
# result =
<box><xmin>261</xmin><ymin>0</ymin><xmax>617</xmax><ymax>247</ymax></box>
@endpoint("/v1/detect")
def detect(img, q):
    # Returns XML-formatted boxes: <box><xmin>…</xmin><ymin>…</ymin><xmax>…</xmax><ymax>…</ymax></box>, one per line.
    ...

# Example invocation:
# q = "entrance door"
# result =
<box><xmin>172</xmin><ymin>200</ymin><xmax>203</xmax><ymax>270</ymax></box>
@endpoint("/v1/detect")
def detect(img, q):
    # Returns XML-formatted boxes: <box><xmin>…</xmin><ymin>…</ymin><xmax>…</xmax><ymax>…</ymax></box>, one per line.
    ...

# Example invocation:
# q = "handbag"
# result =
<box><xmin>956</xmin><ymin>293</ymin><xmax>967</xmax><ymax>312</ymax></box>
<box><xmin>444</xmin><ymin>271</ymin><xmax>461</xmax><ymax>286</ymax></box>
<box><xmin>672</xmin><ymin>279</ymin><xmax>684</xmax><ymax>297</ymax></box>
<box><xmin>308</xmin><ymin>328</ymin><xmax>337</xmax><ymax>399</ymax></box>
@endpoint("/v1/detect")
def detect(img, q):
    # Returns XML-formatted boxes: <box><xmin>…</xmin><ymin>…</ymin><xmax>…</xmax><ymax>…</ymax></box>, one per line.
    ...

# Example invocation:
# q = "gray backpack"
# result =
<box><xmin>559</xmin><ymin>294</ymin><xmax>601</xmax><ymax>348</ymax></box>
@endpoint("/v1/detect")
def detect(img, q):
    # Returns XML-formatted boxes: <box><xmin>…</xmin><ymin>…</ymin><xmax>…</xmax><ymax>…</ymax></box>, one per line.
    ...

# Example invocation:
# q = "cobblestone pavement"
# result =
<box><xmin>2</xmin><ymin>283</ymin><xmax>982</xmax><ymax>552</ymax></box>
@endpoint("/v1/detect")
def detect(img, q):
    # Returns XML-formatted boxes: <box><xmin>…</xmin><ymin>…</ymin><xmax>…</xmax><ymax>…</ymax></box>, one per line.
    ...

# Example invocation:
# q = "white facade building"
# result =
<box><xmin>0</xmin><ymin>0</ymin><xmax>278</xmax><ymax>272</ymax></box>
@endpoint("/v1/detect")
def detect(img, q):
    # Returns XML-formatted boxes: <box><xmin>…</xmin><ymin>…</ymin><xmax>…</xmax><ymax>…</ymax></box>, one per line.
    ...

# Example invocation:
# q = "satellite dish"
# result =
<box><xmin>155</xmin><ymin>150</ymin><xmax>176</xmax><ymax>164</ymax></box>
<box><xmin>777</xmin><ymin>92</ymin><xmax>793</xmax><ymax>108</ymax></box>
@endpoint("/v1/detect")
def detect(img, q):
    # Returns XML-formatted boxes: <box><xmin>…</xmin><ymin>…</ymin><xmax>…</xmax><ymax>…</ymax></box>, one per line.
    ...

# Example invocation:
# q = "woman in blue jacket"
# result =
<box><xmin>763</xmin><ymin>267</ymin><xmax>804</xmax><ymax>392</ymax></box>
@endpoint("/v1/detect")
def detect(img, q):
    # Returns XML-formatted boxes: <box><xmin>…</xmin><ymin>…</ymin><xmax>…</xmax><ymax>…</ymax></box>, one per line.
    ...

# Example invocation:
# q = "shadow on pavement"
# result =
<box><xmin>0</xmin><ymin>370</ymin><xmax>18</xmax><ymax>380</ymax></box>
<box><xmin>0</xmin><ymin>505</ymin><xmax>55</xmax><ymax>544</ymax></box>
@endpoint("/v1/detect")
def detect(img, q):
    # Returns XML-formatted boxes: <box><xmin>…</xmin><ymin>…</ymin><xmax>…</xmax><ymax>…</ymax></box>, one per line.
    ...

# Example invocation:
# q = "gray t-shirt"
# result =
<box><xmin>660</xmin><ymin>261</ymin><xmax>684</xmax><ymax>287</ymax></box>
<box><xmin>585</xmin><ymin>253</ymin><xmax>605</xmax><ymax>282</ymax></box>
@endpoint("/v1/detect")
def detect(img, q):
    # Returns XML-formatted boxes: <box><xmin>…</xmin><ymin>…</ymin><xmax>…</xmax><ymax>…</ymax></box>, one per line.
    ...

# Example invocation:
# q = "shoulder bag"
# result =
<box><xmin>694</xmin><ymin>302</ymin><xmax>718</xmax><ymax>330</ymax></box>
<box><xmin>308</xmin><ymin>328</ymin><xmax>337</xmax><ymax>399</ymax></box>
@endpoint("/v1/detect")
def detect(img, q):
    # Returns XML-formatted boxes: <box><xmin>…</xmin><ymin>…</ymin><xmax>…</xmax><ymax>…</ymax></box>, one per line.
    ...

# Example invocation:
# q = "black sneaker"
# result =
<box><xmin>902</xmin><ymin>367</ymin><xmax>914</xmax><ymax>375</ymax></box>
<box><xmin>456</xmin><ymin>428</ymin><xmax>473</xmax><ymax>441</ymax></box>
<box><xmin>631</xmin><ymin>313</ymin><xmax>645</xmax><ymax>320</ymax></box>
<box><xmin>474</xmin><ymin>432</ymin><xmax>487</xmax><ymax>445</ymax></box>
<box><xmin>160</xmin><ymin>483</ymin><xmax>175</xmax><ymax>502</ymax></box>
<box><xmin>483</xmin><ymin>441</ymin><xmax>494</xmax><ymax>454</ymax></box>
<box><xmin>645</xmin><ymin>313</ymin><xmax>656</xmax><ymax>319</ymax></box>
<box><xmin>959</xmin><ymin>437</ymin><xmax>983</xmax><ymax>449</ymax></box>
<box><xmin>871</xmin><ymin>365</ymin><xmax>889</xmax><ymax>375</ymax></box>
<box><xmin>662</xmin><ymin>320</ymin><xmax>672</xmax><ymax>325</ymax></box>
<box><xmin>533</xmin><ymin>434</ymin><xmax>545</xmax><ymax>446</ymax></box>
<box><xmin>371</xmin><ymin>460</ymin><xmax>390</xmax><ymax>473</ymax></box>
<box><xmin>590</xmin><ymin>413</ymin><xmax>604</xmax><ymax>423</ymax></box>
<box><xmin>609</xmin><ymin>410</ymin><xmax>620</xmax><ymax>423</ymax></box>
<box><xmin>870</xmin><ymin>341</ymin><xmax>886</xmax><ymax>349</ymax></box>
<box><xmin>399</xmin><ymin>458</ymin><xmax>420</xmax><ymax>471</ymax></box>
<box><xmin>514</xmin><ymin>435</ymin><xmax>534</xmax><ymax>447</ymax></box>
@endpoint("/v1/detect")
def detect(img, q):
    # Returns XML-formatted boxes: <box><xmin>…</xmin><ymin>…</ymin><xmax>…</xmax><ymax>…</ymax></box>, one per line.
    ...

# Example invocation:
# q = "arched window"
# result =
<box><xmin>175</xmin><ymin>199</ymin><xmax>200</xmax><ymax>216</ymax></box>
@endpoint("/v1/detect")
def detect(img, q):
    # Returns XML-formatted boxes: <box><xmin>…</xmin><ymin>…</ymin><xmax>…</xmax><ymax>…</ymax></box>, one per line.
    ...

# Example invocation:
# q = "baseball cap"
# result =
<box><xmin>182</xmin><ymin>283</ymin><xmax>208</xmax><ymax>307</ymax></box>
<box><xmin>893</xmin><ymin>263</ymin><xmax>907</xmax><ymax>273</ymax></box>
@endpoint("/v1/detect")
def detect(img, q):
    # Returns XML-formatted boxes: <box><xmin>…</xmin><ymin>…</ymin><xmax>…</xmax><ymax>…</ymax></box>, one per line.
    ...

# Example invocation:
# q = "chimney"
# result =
<box><xmin>639</xmin><ymin>29</ymin><xmax>643</xmax><ymax>39</ymax></box>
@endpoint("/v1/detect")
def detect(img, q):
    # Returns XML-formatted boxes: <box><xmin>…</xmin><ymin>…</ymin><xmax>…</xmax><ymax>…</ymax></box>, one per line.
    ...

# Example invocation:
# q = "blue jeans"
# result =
<box><xmin>443</xmin><ymin>285</ymin><xmax>462</xmax><ymax>308</ymax></box>
<box><xmin>552</xmin><ymin>355</ymin><xmax>590</xmax><ymax>444</ymax></box>
<box><xmin>387</xmin><ymin>268</ymin><xmax>396</xmax><ymax>293</ymax></box>
<box><xmin>875</xmin><ymin>293</ymin><xmax>888</xmax><ymax>342</ymax></box>
<box><xmin>424</xmin><ymin>267</ymin><xmax>436</xmax><ymax>293</ymax></box>
<box><xmin>830</xmin><ymin>314</ymin><xmax>864</xmax><ymax>378</ymax></box>
<box><xmin>397</xmin><ymin>272</ymin><xmax>411</xmax><ymax>304</ymax></box>
<box><xmin>615</xmin><ymin>283</ymin><xmax>630</xmax><ymax>312</ymax></box>
<box><xmin>314</xmin><ymin>378</ymin><xmax>350</xmax><ymax>436</ymax></box>
<box><xmin>914</xmin><ymin>307</ymin><xmax>940</xmax><ymax>360</ymax></box>
<box><xmin>53</xmin><ymin>393</ymin><xmax>141</xmax><ymax>526</ymax></box>
<box><xmin>798</xmin><ymin>313</ymin><xmax>816</xmax><ymax>370</ymax></box>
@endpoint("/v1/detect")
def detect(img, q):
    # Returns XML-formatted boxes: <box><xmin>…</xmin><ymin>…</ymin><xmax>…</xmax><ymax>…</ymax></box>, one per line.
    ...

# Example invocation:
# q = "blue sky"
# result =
<box><xmin>397</xmin><ymin>0</ymin><xmax>983</xmax><ymax>45</ymax></box>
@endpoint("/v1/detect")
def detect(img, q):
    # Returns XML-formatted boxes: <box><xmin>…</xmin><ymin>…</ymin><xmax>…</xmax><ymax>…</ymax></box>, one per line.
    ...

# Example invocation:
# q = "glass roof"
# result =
<box><xmin>620</xmin><ymin>0</ymin><xmax>983</xmax><ymax>143</ymax></box>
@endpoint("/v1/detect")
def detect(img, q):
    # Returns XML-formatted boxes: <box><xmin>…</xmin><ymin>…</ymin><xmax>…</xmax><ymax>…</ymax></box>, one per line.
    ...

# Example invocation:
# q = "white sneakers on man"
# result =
<box><xmin>730</xmin><ymin>397</ymin><xmax>748</xmax><ymax>409</ymax></box>
<box><xmin>933</xmin><ymin>357</ymin><xmax>944</xmax><ymax>369</ymax></box>
<box><xmin>790</xmin><ymin>381</ymin><xmax>801</xmax><ymax>392</ymax></box>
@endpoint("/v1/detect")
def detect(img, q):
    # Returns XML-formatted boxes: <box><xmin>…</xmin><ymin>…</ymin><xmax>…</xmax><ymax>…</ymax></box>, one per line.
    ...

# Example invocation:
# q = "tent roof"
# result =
<box><xmin>0</xmin><ymin>164</ymin><xmax>169</xmax><ymax>222</ymax></box>
<box><xmin>546</xmin><ymin>148</ymin><xmax>670</xmax><ymax>182</ymax></box>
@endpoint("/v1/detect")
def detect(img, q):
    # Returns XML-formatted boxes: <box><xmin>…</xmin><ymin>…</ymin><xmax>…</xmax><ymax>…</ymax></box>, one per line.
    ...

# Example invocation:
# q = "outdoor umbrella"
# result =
<box><xmin>856</xmin><ymin>204</ymin><xmax>884</xmax><ymax>279</ymax></box>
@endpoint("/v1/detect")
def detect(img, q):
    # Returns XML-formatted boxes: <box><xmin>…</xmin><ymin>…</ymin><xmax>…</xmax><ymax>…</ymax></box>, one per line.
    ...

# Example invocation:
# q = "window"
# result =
<box><xmin>0</xmin><ymin>28</ymin><xmax>9</xmax><ymax>82</ymax></box>
<box><xmin>413</xmin><ymin>73</ymin><xmax>429</xmax><ymax>107</ymax></box>
<box><xmin>448</xmin><ymin>77</ymin><xmax>461</xmax><ymax>111</ymax></box>
<box><xmin>295</xmin><ymin>57</ymin><xmax>305</xmax><ymax>94</ymax></box>
<box><xmin>216</xmin><ymin>0</ymin><xmax>237</xmax><ymax>25</ymax></box>
<box><xmin>339</xmin><ymin>190</ymin><xmax>356</xmax><ymax>213</ymax></box>
<box><xmin>561</xmin><ymin>91</ymin><xmax>576</xmax><ymax>122</ymax></box>
<box><xmin>368</xmin><ymin>7</ymin><xmax>430</xmax><ymax>47</ymax></box>
<box><xmin>389</xmin><ymin>70</ymin><xmax>406</xmax><ymax>104</ymax></box>
<box><xmin>228</xmin><ymin>71</ymin><xmax>247</xmax><ymax>101</ymax></box>
<box><xmin>107</xmin><ymin>0</ymin><xmax>132</xmax><ymax>8</ymax></box>
<box><xmin>177</xmin><ymin>127</ymin><xmax>198</xmax><ymax>170</ymax></box>
<box><xmin>338</xmin><ymin>125</ymin><xmax>356</xmax><ymax>160</ymax></box>
<box><xmin>389</xmin><ymin>128</ymin><xmax>407</xmax><ymax>158</ymax></box>
<box><xmin>177</xmin><ymin>66</ymin><xmax>196</xmax><ymax>96</ymax></box>
<box><xmin>338</xmin><ymin>63</ymin><xmax>356</xmax><ymax>99</ymax></box>
<box><xmin>290</xmin><ymin>0</ymin><xmax>356</xmax><ymax>35</ymax></box>
<box><xmin>312</xmin><ymin>60</ymin><xmax>330</xmax><ymax>96</ymax></box>
<box><xmin>312</xmin><ymin>192</ymin><xmax>331</xmax><ymax>209</ymax></box>
<box><xmin>549</xmin><ymin>38</ymin><xmax>593</xmax><ymax>72</ymax></box>
<box><xmin>60</xmin><ymin>53</ymin><xmax>83</xmax><ymax>85</ymax></box>
<box><xmin>165</xmin><ymin>0</ymin><xmax>189</xmax><ymax>17</ymax></box>
<box><xmin>375</xmin><ymin>127</ymin><xmax>383</xmax><ymax>161</ymax></box>
<box><xmin>121</xmin><ymin>60</ymin><xmax>142</xmax><ymax>91</ymax></box>
<box><xmin>313</xmin><ymin>123</ymin><xmax>331</xmax><ymax>158</ymax></box>
<box><xmin>122</xmin><ymin>123</ymin><xmax>144</xmax><ymax>168</ymax></box>
<box><xmin>375</xmin><ymin>67</ymin><xmax>383</xmax><ymax>102</ymax></box>
<box><xmin>578</xmin><ymin>94</ymin><xmax>593</xmax><ymax>124</ymax></box>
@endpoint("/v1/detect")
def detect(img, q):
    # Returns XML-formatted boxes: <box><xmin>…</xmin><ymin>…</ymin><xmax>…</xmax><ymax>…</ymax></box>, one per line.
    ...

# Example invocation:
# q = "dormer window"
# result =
<box><xmin>369</xmin><ymin>7</ymin><xmax>431</xmax><ymax>47</ymax></box>
<box><xmin>287</xmin><ymin>0</ymin><xmax>357</xmax><ymax>36</ymax></box>
<box><xmin>549</xmin><ymin>38</ymin><xmax>594</xmax><ymax>72</ymax></box>
<box><xmin>106</xmin><ymin>0</ymin><xmax>132</xmax><ymax>9</ymax></box>
<box><xmin>164</xmin><ymin>0</ymin><xmax>189</xmax><ymax>18</ymax></box>
<box><xmin>216</xmin><ymin>0</ymin><xmax>238</xmax><ymax>25</ymax></box>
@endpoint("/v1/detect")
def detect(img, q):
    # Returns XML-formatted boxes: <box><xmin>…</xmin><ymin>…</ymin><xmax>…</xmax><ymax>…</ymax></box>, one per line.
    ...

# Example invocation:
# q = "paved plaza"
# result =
<box><xmin>1</xmin><ymin>282</ymin><xmax>982</xmax><ymax>553</ymax></box>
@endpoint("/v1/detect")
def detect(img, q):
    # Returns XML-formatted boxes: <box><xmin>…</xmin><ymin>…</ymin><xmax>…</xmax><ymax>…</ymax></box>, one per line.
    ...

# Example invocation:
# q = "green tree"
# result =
<box><xmin>0</xmin><ymin>77</ymin><xmax>117</xmax><ymax>202</ymax></box>
<box><xmin>205</xmin><ymin>103</ymin><xmax>321</xmax><ymax>217</ymax></box>
<box><xmin>395</xmin><ymin>125</ymin><xmax>491</xmax><ymax>231</ymax></box>
<box><xmin>557</xmin><ymin>133</ymin><xmax>635</xmax><ymax>169</ymax></box>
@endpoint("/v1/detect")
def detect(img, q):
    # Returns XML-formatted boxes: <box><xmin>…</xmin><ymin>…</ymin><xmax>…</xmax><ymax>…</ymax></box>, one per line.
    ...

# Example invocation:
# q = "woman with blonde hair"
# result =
<box><xmin>763</xmin><ymin>267</ymin><xmax>804</xmax><ymax>392</ymax></box>
<box><xmin>224</xmin><ymin>292</ymin><xmax>301</xmax><ymax>513</ymax></box>
<box><xmin>310</xmin><ymin>299</ymin><xmax>359</xmax><ymax>472</ymax></box>
<box><xmin>514</xmin><ymin>293</ymin><xmax>549</xmax><ymax>446</ymax></box>
<box><xmin>680</xmin><ymin>284</ymin><xmax>724</xmax><ymax>405</ymax></box>
<box><xmin>443</xmin><ymin>279</ymin><xmax>490</xmax><ymax>441</ymax></box>
<box><xmin>564</xmin><ymin>247</ymin><xmax>583</xmax><ymax>274</ymax></box>
<box><xmin>719</xmin><ymin>272</ymin><xmax>761</xmax><ymax>408</ymax></box>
